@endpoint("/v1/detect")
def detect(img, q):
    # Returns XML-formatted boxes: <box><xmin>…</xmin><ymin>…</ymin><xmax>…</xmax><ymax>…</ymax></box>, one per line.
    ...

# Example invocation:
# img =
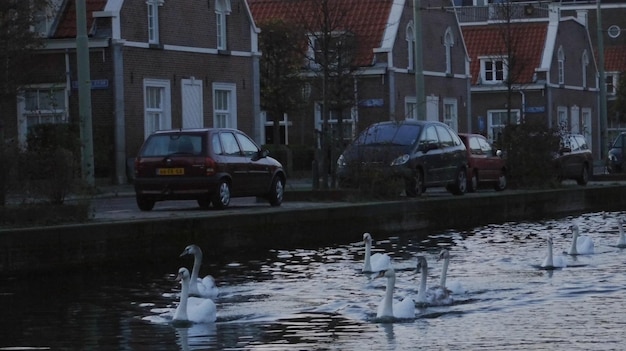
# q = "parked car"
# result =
<box><xmin>607</xmin><ymin>132</ymin><xmax>626</xmax><ymax>174</ymax></box>
<box><xmin>458</xmin><ymin>133</ymin><xmax>507</xmax><ymax>192</ymax></box>
<box><xmin>336</xmin><ymin>120</ymin><xmax>468</xmax><ymax>196</ymax></box>
<box><xmin>554</xmin><ymin>133</ymin><xmax>593</xmax><ymax>185</ymax></box>
<box><xmin>133</xmin><ymin>128</ymin><xmax>286</xmax><ymax>211</ymax></box>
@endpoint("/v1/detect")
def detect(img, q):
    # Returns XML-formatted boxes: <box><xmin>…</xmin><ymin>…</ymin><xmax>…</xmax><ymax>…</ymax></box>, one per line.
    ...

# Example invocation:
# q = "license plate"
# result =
<box><xmin>157</xmin><ymin>168</ymin><xmax>184</xmax><ymax>175</ymax></box>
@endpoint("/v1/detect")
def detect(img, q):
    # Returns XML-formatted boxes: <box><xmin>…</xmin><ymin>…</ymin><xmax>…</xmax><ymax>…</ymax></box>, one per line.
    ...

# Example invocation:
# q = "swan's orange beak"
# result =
<box><xmin>175</xmin><ymin>272</ymin><xmax>183</xmax><ymax>282</ymax></box>
<box><xmin>375</xmin><ymin>270</ymin><xmax>385</xmax><ymax>279</ymax></box>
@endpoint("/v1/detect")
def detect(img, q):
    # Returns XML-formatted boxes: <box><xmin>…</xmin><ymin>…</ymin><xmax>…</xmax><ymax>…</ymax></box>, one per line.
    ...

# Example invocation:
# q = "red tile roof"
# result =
<box><xmin>462</xmin><ymin>22</ymin><xmax>548</xmax><ymax>85</ymax></box>
<box><xmin>53</xmin><ymin>0</ymin><xmax>107</xmax><ymax>39</ymax></box>
<box><xmin>248</xmin><ymin>0</ymin><xmax>393</xmax><ymax>67</ymax></box>
<box><xmin>604</xmin><ymin>45</ymin><xmax>626</xmax><ymax>72</ymax></box>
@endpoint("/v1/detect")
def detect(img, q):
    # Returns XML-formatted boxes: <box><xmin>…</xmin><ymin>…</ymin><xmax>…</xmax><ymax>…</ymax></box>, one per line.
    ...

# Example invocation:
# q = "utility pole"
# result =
<box><xmin>75</xmin><ymin>0</ymin><xmax>95</xmax><ymax>186</ymax></box>
<box><xmin>596</xmin><ymin>0</ymin><xmax>608</xmax><ymax>162</ymax></box>
<box><xmin>414</xmin><ymin>0</ymin><xmax>426</xmax><ymax>120</ymax></box>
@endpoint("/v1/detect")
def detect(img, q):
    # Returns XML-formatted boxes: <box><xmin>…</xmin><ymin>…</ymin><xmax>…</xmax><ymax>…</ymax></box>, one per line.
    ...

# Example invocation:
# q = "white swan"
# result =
<box><xmin>362</xmin><ymin>233</ymin><xmax>392</xmax><ymax>273</ymax></box>
<box><xmin>437</xmin><ymin>249</ymin><xmax>465</xmax><ymax>295</ymax></box>
<box><xmin>375</xmin><ymin>267</ymin><xmax>415</xmax><ymax>319</ymax></box>
<box><xmin>180</xmin><ymin>244</ymin><xmax>219</xmax><ymax>299</ymax></box>
<box><xmin>415</xmin><ymin>256</ymin><xmax>453</xmax><ymax>306</ymax></box>
<box><xmin>567</xmin><ymin>224</ymin><xmax>594</xmax><ymax>255</ymax></box>
<box><xmin>173</xmin><ymin>267</ymin><xmax>217</xmax><ymax>325</ymax></box>
<box><xmin>617</xmin><ymin>218</ymin><xmax>626</xmax><ymax>248</ymax></box>
<box><xmin>541</xmin><ymin>235</ymin><xmax>567</xmax><ymax>269</ymax></box>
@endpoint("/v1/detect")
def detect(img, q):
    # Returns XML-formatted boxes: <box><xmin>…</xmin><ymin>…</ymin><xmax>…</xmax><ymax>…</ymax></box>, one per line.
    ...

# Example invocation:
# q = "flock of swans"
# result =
<box><xmin>156</xmin><ymin>216</ymin><xmax>626</xmax><ymax>326</ymax></box>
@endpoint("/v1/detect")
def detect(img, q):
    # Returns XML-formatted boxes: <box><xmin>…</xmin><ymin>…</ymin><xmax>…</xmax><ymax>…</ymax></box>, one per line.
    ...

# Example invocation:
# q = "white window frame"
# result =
<box><xmin>444</xmin><ymin>27</ymin><xmax>454</xmax><ymax>75</ymax></box>
<box><xmin>480</xmin><ymin>57</ymin><xmax>507</xmax><ymax>84</ymax></box>
<box><xmin>143</xmin><ymin>79</ymin><xmax>172</xmax><ymax>139</ymax></box>
<box><xmin>405</xmin><ymin>96</ymin><xmax>417</xmax><ymax>120</ymax></box>
<box><xmin>557</xmin><ymin>105</ymin><xmax>568</xmax><ymax>131</ymax></box>
<box><xmin>215</xmin><ymin>0</ymin><xmax>231</xmax><ymax>50</ymax></box>
<box><xmin>606</xmin><ymin>72</ymin><xmax>618</xmax><ymax>95</ymax></box>
<box><xmin>261</xmin><ymin>111</ymin><xmax>292</xmax><ymax>145</ymax></box>
<box><xmin>314</xmin><ymin>102</ymin><xmax>356</xmax><ymax>142</ymax></box>
<box><xmin>16</xmin><ymin>84</ymin><xmax>69</xmax><ymax>147</ymax></box>
<box><xmin>557</xmin><ymin>46</ymin><xmax>565</xmax><ymax>85</ymax></box>
<box><xmin>406</xmin><ymin>22</ymin><xmax>414</xmax><ymax>71</ymax></box>
<box><xmin>213</xmin><ymin>82</ymin><xmax>237</xmax><ymax>128</ymax></box>
<box><xmin>487</xmin><ymin>109</ymin><xmax>520</xmax><ymax>143</ymax></box>
<box><xmin>147</xmin><ymin>0</ymin><xmax>162</xmax><ymax>45</ymax></box>
<box><xmin>443</xmin><ymin>98</ymin><xmax>458</xmax><ymax>132</ymax></box>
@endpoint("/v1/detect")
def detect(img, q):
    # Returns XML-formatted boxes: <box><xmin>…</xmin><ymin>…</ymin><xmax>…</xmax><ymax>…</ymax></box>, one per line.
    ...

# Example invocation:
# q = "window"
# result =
<box><xmin>147</xmin><ymin>0</ymin><xmax>162</xmax><ymax>44</ymax></box>
<box><xmin>480</xmin><ymin>58</ymin><xmax>506</xmax><ymax>83</ymax></box>
<box><xmin>215</xmin><ymin>0</ymin><xmax>231</xmax><ymax>50</ymax></box>
<box><xmin>213</xmin><ymin>83</ymin><xmax>237</xmax><ymax>128</ymax></box>
<box><xmin>235</xmin><ymin>132</ymin><xmax>260</xmax><ymax>157</ymax></box>
<box><xmin>143</xmin><ymin>79</ymin><xmax>171</xmax><ymax>139</ymax></box>
<box><xmin>558</xmin><ymin>46</ymin><xmax>565</xmax><ymax>85</ymax></box>
<box><xmin>262</xmin><ymin>111</ymin><xmax>292</xmax><ymax>145</ymax></box>
<box><xmin>606</xmin><ymin>73</ymin><xmax>617</xmax><ymax>95</ymax></box>
<box><xmin>17</xmin><ymin>85</ymin><xmax>68</xmax><ymax>145</ymax></box>
<box><xmin>220</xmin><ymin>132</ymin><xmax>240</xmax><ymax>155</ymax></box>
<box><xmin>406</xmin><ymin>22</ymin><xmax>414</xmax><ymax>71</ymax></box>
<box><xmin>308</xmin><ymin>32</ymin><xmax>355</xmax><ymax>71</ymax></box>
<box><xmin>557</xmin><ymin>106</ymin><xmax>568</xmax><ymax>131</ymax></box>
<box><xmin>443</xmin><ymin>98</ymin><xmax>458</xmax><ymax>131</ymax></box>
<box><xmin>405</xmin><ymin>97</ymin><xmax>417</xmax><ymax>120</ymax></box>
<box><xmin>314</xmin><ymin>103</ymin><xmax>355</xmax><ymax>142</ymax></box>
<box><xmin>582</xmin><ymin>50</ymin><xmax>589</xmax><ymax>89</ymax></box>
<box><xmin>487</xmin><ymin>110</ymin><xmax>520</xmax><ymax>143</ymax></box>
<box><xmin>444</xmin><ymin>27</ymin><xmax>454</xmax><ymax>75</ymax></box>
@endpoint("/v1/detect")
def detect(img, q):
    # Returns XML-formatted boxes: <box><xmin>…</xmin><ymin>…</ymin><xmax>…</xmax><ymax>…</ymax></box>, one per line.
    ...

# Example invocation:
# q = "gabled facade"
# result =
<box><xmin>11</xmin><ymin>0</ymin><xmax>260</xmax><ymax>183</ymax></box>
<box><xmin>461</xmin><ymin>4</ymin><xmax>600</xmax><ymax>159</ymax></box>
<box><xmin>249</xmin><ymin>0</ymin><xmax>471</xmax><ymax>148</ymax></box>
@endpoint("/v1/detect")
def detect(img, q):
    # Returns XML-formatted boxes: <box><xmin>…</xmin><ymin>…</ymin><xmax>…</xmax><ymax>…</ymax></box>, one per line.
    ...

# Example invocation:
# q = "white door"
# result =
<box><xmin>182</xmin><ymin>78</ymin><xmax>203</xmax><ymax>128</ymax></box>
<box><xmin>426</xmin><ymin>95</ymin><xmax>439</xmax><ymax>122</ymax></box>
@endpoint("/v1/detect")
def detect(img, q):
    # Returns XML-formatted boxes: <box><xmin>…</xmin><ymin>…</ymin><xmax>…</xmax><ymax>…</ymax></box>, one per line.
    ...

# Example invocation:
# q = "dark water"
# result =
<box><xmin>2</xmin><ymin>211</ymin><xmax>626</xmax><ymax>350</ymax></box>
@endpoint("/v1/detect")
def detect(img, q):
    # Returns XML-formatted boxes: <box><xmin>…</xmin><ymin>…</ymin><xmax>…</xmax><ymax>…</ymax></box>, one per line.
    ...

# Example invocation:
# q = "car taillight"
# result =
<box><xmin>205</xmin><ymin>157</ymin><xmax>216</xmax><ymax>175</ymax></box>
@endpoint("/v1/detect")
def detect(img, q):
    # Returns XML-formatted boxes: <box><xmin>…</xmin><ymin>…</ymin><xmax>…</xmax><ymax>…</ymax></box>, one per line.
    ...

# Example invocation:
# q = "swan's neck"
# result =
<box><xmin>439</xmin><ymin>257</ymin><xmax>449</xmax><ymax>288</ymax></box>
<box><xmin>363</xmin><ymin>242</ymin><xmax>372</xmax><ymax>272</ymax></box>
<box><xmin>546</xmin><ymin>240</ymin><xmax>554</xmax><ymax>266</ymax></box>
<box><xmin>191</xmin><ymin>252</ymin><xmax>202</xmax><ymax>283</ymax></box>
<box><xmin>174</xmin><ymin>277</ymin><xmax>189</xmax><ymax>321</ymax></box>
<box><xmin>619</xmin><ymin>223</ymin><xmax>626</xmax><ymax>245</ymax></box>
<box><xmin>417</xmin><ymin>265</ymin><xmax>428</xmax><ymax>301</ymax></box>
<box><xmin>381</xmin><ymin>275</ymin><xmax>395</xmax><ymax>317</ymax></box>
<box><xmin>569</xmin><ymin>229</ymin><xmax>579</xmax><ymax>255</ymax></box>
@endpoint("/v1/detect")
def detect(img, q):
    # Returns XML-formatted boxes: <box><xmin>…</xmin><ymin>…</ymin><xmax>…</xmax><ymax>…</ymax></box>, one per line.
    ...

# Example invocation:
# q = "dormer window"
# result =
<box><xmin>480</xmin><ymin>57</ymin><xmax>506</xmax><ymax>84</ymax></box>
<box><xmin>216</xmin><ymin>0</ymin><xmax>231</xmax><ymax>50</ymax></box>
<box><xmin>558</xmin><ymin>46</ymin><xmax>565</xmax><ymax>85</ymax></box>
<box><xmin>444</xmin><ymin>27</ymin><xmax>454</xmax><ymax>75</ymax></box>
<box><xmin>606</xmin><ymin>73</ymin><xmax>617</xmax><ymax>95</ymax></box>
<box><xmin>582</xmin><ymin>50</ymin><xmax>589</xmax><ymax>88</ymax></box>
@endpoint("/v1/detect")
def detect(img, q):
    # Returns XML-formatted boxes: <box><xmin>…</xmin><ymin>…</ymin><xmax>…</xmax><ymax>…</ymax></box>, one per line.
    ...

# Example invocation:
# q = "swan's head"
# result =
<box><xmin>375</xmin><ymin>268</ymin><xmax>395</xmax><ymax>279</ymax></box>
<box><xmin>416</xmin><ymin>256</ymin><xmax>428</xmax><ymax>271</ymax></box>
<box><xmin>180</xmin><ymin>244</ymin><xmax>201</xmax><ymax>257</ymax></box>
<box><xmin>569</xmin><ymin>224</ymin><xmax>579</xmax><ymax>234</ymax></box>
<box><xmin>176</xmin><ymin>267</ymin><xmax>191</xmax><ymax>282</ymax></box>
<box><xmin>437</xmin><ymin>249</ymin><xmax>450</xmax><ymax>262</ymax></box>
<box><xmin>363</xmin><ymin>233</ymin><xmax>373</xmax><ymax>245</ymax></box>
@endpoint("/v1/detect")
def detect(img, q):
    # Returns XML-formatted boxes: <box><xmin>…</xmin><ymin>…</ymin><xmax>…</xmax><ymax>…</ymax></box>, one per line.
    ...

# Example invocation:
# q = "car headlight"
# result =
<box><xmin>391</xmin><ymin>154</ymin><xmax>410</xmax><ymax>166</ymax></box>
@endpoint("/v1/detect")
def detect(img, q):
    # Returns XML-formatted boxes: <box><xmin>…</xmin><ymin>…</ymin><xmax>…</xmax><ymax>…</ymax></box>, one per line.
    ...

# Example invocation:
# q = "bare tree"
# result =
<box><xmin>611</xmin><ymin>71</ymin><xmax>626</xmax><ymax>123</ymax></box>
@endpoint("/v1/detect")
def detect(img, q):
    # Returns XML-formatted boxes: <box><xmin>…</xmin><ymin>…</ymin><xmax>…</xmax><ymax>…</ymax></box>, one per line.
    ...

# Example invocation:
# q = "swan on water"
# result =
<box><xmin>437</xmin><ymin>249</ymin><xmax>465</xmax><ymax>295</ymax></box>
<box><xmin>567</xmin><ymin>224</ymin><xmax>594</xmax><ymax>255</ymax></box>
<box><xmin>180</xmin><ymin>244</ymin><xmax>219</xmax><ymax>299</ymax></box>
<box><xmin>173</xmin><ymin>267</ymin><xmax>217</xmax><ymax>325</ymax></box>
<box><xmin>617</xmin><ymin>218</ymin><xmax>626</xmax><ymax>248</ymax></box>
<box><xmin>541</xmin><ymin>235</ymin><xmax>567</xmax><ymax>269</ymax></box>
<box><xmin>362</xmin><ymin>233</ymin><xmax>391</xmax><ymax>273</ymax></box>
<box><xmin>415</xmin><ymin>256</ymin><xmax>453</xmax><ymax>306</ymax></box>
<box><xmin>375</xmin><ymin>267</ymin><xmax>415</xmax><ymax>319</ymax></box>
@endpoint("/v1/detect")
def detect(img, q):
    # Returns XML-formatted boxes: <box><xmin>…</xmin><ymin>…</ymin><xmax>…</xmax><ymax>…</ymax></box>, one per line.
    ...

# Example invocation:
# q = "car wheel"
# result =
<box><xmin>577</xmin><ymin>164</ymin><xmax>590</xmax><ymax>186</ymax></box>
<box><xmin>405</xmin><ymin>169</ymin><xmax>424</xmax><ymax>197</ymax></box>
<box><xmin>449</xmin><ymin>167</ymin><xmax>467</xmax><ymax>195</ymax></box>
<box><xmin>468</xmin><ymin>170</ymin><xmax>478</xmax><ymax>193</ymax></box>
<box><xmin>136</xmin><ymin>196</ymin><xmax>155</xmax><ymax>211</ymax></box>
<box><xmin>197</xmin><ymin>198</ymin><xmax>211</xmax><ymax>209</ymax></box>
<box><xmin>268</xmin><ymin>176</ymin><xmax>284</xmax><ymax>207</ymax></box>
<box><xmin>494</xmin><ymin>170</ymin><xmax>507</xmax><ymax>191</ymax></box>
<box><xmin>211</xmin><ymin>180</ymin><xmax>231</xmax><ymax>210</ymax></box>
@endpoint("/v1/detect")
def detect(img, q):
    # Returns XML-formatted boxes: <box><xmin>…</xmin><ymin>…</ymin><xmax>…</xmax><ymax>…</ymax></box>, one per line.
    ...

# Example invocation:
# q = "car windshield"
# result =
<box><xmin>612</xmin><ymin>134</ymin><xmax>624</xmax><ymax>148</ymax></box>
<box><xmin>354</xmin><ymin>123</ymin><xmax>420</xmax><ymax>146</ymax></box>
<box><xmin>140</xmin><ymin>134</ymin><xmax>203</xmax><ymax>156</ymax></box>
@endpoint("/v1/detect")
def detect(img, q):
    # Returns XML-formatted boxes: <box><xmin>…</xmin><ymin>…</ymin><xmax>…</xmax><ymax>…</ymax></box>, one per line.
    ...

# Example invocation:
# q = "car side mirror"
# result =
<box><xmin>251</xmin><ymin>149</ymin><xmax>269</xmax><ymax>161</ymax></box>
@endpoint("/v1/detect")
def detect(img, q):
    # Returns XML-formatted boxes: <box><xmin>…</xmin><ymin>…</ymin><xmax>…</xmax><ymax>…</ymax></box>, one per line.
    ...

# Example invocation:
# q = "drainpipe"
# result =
<box><xmin>519</xmin><ymin>89</ymin><xmax>525</xmax><ymax>123</ymax></box>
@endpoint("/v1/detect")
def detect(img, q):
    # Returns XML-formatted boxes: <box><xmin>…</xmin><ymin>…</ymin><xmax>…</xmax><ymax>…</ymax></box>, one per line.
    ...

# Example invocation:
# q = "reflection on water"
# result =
<box><xmin>2</xmin><ymin>211</ymin><xmax>626</xmax><ymax>350</ymax></box>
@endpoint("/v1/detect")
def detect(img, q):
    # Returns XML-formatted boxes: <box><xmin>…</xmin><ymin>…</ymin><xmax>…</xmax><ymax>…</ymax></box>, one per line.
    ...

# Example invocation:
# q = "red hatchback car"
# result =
<box><xmin>134</xmin><ymin>128</ymin><xmax>286</xmax><ymax>211</ymax></box>
<box><xmin>458</xmin><ymin>133</ymin><xmax>507</xmax><ymax>192</ymax></box>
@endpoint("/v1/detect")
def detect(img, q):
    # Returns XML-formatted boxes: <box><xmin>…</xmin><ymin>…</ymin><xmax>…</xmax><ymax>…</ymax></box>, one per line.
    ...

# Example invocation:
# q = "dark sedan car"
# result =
<box><xmin>134</xmin><ymin>128</ymin><xmax>286</xmax><ymax>210</ymax></box>
<box><xmin>458</xmin><ymin>133</ymin><xmax>507</xmax><ymax>192</ymax></box>
<box><xmin>336</xmin><ymin>120</ymin><xmax>468</xmax><ymax>196</ymax></box>
<box><xmin>554</xmin><ymin>133</ymin><xmax>593</xmax><ymax>185</ymax></box>
<box><xmin>607</xmin><ymin>132</ymin><xmax>626</xmax><ymax>174</ymax></box>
